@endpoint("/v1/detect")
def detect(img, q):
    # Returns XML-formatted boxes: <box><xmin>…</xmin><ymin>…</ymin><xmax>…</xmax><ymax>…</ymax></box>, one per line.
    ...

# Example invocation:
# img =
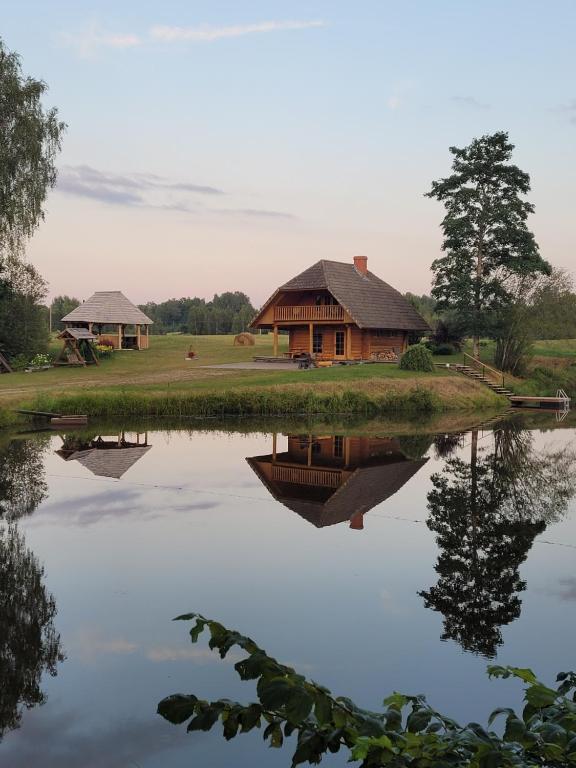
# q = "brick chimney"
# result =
<box><xmin>353</xmin><ymin>255</ymin><xmax>368</xmax><ymax>275</ymax></box>
<box><xmin>349</xmin><ymin>511</ymin><xmax>365</xmax><ymax>530</ymax></box>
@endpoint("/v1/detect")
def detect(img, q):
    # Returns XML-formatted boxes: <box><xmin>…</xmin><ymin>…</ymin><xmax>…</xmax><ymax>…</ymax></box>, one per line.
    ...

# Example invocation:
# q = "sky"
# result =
<box><xmin>3</xmin><ymin>0</ymin><xmax>576</xmax><ymax>306</ymax></box>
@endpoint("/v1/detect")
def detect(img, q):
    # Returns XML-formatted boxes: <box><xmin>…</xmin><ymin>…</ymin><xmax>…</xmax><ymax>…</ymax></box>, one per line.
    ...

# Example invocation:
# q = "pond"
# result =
<box><xmin>0</xmin><ymin>412</ymin><xmax>575</xmax><ymax>766</ymax></box>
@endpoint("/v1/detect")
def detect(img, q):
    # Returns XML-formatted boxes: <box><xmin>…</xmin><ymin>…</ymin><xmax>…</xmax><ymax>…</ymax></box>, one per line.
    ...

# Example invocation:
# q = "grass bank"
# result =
<box><xmin>0</xmin><ymin>335</ymin><xmax>505</xmax><ymax>423</ymax></box>
<box><xmin>28</xmin><ymin>386</ymin><xmax>446</xmax><ymax>419</ymax></box>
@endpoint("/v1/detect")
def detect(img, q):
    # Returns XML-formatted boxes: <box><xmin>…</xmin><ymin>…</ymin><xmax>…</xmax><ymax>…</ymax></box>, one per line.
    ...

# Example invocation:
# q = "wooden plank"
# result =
<box><xmin>15</xmin><ymin>409</ymin><xmax>62</xmax><ymax>418</ymax></box>
<box><xmin>0</xmin><ymin>351</ymin><xmax>13</xmax><ymax>373</ymax></box>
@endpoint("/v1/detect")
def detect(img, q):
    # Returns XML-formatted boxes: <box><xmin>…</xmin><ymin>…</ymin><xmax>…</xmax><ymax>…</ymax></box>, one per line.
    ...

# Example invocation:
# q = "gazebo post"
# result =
<box><xmin>117</xmin><ymin>324</ymin><xmax>122</xmax><ymax>350</ymax></box>
<box><xmin>137</xmin><ymin>324</ymin><xmax>141</xmax><ymax>350</ymax></box>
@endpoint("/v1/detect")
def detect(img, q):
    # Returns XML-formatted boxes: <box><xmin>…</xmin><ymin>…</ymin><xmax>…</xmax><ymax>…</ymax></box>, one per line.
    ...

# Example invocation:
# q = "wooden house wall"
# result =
<box><xmin>288</xmin><ymin>325</ymin><xmax>408</xmax><ymax>360</ymax></box>
<box><xmin>285</xmin><ymin>436</ymin><xmax>404</xmax><ymax>467</ymax></box>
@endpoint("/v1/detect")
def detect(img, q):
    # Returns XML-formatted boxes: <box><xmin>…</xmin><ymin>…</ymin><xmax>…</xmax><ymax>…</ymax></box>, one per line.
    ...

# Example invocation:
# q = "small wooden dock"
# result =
<box><xmin>509</xmin><ymin>389</ymin><xmax>571</xmax><ymax>411</ymax></box>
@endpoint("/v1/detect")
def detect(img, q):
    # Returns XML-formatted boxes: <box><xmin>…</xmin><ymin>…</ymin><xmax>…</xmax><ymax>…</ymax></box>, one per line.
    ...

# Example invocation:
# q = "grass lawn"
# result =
<box><xmin>0</xmin><ymin>334</ymin><xmax>503</xmax><ymax>412</ymax></box>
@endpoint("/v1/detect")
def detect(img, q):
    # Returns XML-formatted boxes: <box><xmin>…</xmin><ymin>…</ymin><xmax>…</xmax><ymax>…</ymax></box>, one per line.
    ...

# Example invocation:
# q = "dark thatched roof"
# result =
<box><xmin>247</xmin><ymin>455</ymin><xmax>429</xmax><ymax>528</ymax></box>
<box><xmin>252</xmin><ymin>259</ymin><xmax>430</xmax><ymax>331</ymax></box>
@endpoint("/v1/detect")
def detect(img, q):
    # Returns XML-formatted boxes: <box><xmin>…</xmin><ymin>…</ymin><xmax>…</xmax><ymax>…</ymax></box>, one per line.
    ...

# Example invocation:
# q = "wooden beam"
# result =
<box><xmin>137</xmin><ymin>324</ymin><xmax>141</xmax><ymax>350</ymax></box>
<box><xmin>272</xmin><ymin>433</ymin><xmax>277</xmax><ymax>462</ymax></box>
<box><xmin>273</xmin><ymin>324</ymin><xmax>278</xmax><ymax>357</ymax></box>
<box><xmin>118</xmin><ymin>324</ymin><xmax>122</xmax><ymax>350</ymax></box>
<box><xmin>346</xmin><ymin>325</ymin><xmax>352</xmax><ymax>360</ymax></box>
<box><xmin>309</xmin><ymin>323</ymin><xmax>313</xmax><ymax>355</ymax></box>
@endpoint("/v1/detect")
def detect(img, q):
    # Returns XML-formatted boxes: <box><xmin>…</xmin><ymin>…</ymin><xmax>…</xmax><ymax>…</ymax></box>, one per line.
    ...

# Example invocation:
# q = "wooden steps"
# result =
<box><xmin>453</xmin><ymin>364</ymin><xmax>515</xmax><ymax>399</ymax></box>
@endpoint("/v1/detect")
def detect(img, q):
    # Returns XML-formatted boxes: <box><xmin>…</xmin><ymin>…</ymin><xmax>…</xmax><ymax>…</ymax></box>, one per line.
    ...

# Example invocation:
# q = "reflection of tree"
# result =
<box><xmin>0</xmin><ymin>524</ymin><xmax>64</xmax><ymax>738</ymax></box>
<box><xmin>420</xmin><ymin>425</ymin><xmax>576</xmax><ymax>657</ymax></box>
<box><xmin>0</xmin><ymin>437</ymin><xmax>49</xmax><ymax>521</ymax></box>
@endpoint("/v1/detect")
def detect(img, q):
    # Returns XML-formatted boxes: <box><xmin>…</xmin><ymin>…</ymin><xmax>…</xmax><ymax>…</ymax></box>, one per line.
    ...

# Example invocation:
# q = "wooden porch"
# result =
<box><xmin>274</xmin><ymin>305</ymin><xmax>345</xmax><ymax>322</ymax></box>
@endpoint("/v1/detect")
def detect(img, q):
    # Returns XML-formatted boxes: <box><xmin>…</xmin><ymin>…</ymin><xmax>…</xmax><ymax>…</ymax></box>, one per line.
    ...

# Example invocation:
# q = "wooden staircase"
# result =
<box><xmin>453</xmin><ymin>355</ymin><xmax>514</xmax><ymax>400</ymax></box>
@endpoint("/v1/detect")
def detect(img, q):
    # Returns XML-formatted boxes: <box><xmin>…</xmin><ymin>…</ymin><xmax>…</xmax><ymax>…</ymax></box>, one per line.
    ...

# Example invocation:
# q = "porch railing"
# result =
<box><xmin>272</xmin><ymin>464</ymin><xmax>342</xmax><ymax>488</ymax></box>
<box><xmin>273</xmin><ymin>305</ymin><xmax>344</xmax><ymax>322</ymax></box>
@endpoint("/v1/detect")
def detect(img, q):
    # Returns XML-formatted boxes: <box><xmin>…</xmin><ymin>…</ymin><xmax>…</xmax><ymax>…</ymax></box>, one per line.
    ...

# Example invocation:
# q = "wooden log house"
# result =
<box><xmin>250</xmin><ymin>256</ymin><xmax>430</xmax><ymax>362</ymax></box>
<box><xmin>61</xmin><ymin>291</ymin><xmax>153</xmax><ymax>351</ymax></box>
<box><xmin>248</xmin><ymin>434</ymin><xmax>429</xmax><ymax>529</ymax></box>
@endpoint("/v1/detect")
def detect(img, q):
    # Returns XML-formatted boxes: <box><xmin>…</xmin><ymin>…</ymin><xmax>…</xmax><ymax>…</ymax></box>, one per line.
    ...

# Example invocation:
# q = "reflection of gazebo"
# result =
<box><xmin>61</xmin><ymin>291</ymin><xmax>153</xmax><ymax>350</ymax></box>
<box><xmin>247</xmin><ymin>434</ymin><xmax>428</xmax><ymax>529</ymax></box>
<box><xmin>56</xmin><ymin>432</ymin><xmax>151</xmax><ymax>479</ymax></box>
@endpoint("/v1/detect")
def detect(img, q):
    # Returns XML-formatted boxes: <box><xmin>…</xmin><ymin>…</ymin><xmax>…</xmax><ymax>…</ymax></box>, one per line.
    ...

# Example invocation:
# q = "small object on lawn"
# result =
<box><xmin>298</xmin><ymin>353</ymin><xmax>316</xmax><ymax>370</ymax></box>
<box><xmin>186</xmin><ymin>346</ymin><xmax>197</xmax><ymax>360</ymax></box>
<box><xmin>233</xmin><ymin>332</ymin><xmax>255</xmax><ymax>346</ymax></box>
<box><xmin>317</xmin><ymin>361</ymin><xmax>333</xmax><ymax>368</ymax></box>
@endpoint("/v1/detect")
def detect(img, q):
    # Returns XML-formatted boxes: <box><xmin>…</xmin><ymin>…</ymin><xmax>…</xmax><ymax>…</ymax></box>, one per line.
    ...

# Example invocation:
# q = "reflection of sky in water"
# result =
<box><xmin>2</xmin><ymin>425</ymin><xmax>576</xmax><ymax>767</ymax></box>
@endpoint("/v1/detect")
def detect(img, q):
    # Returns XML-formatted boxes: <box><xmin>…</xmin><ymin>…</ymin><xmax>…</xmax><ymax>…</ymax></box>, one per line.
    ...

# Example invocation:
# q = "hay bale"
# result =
<box><xmin>233</xmin><ymin>333</ymin><xmax>255</xmax><ymax>346</ymax></box>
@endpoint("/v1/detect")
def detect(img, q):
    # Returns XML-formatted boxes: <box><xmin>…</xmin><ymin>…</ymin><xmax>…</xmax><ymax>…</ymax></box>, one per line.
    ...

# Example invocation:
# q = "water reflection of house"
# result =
<box><xmin>247</xmin><ymin>435</ymin><xmax>428</xmax><ymax>529</ymax></box>
<box><xmin>56</xmin><ymin>432</ymin><xmax>151</xmax><ymax>479</ymax></box>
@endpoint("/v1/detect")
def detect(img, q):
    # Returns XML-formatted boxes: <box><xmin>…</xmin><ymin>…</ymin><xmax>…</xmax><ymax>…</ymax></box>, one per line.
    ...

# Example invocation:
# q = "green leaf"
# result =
<box><xmin>406</xmin><ymin>708</ymin><xmax>432</xmax><ymax>733</ymax></box>
<box><xmin>239</xmin><ymin>703</ymin><xmax>262</xmax><ymax>733</ymax></box>
<box><xmin>259</xmin><ymin>677</ymin><xmax>295</xmax><ymax>711</ymax></box>
<box><xmin>187</xmin><ymin>706</ymin><xmax>220</xmax><ymax>732</ymax></box>
<box><xmin>285</xmin><ymin>689</ymin><xmax>314</xmax><ymax>724</ymax></box>
<box><xmin>314</xmin><ymin>693</ymin><xmax>332</xmax><ymax>725</ymax></box>
<box><xmin>383</xmin><ymin>692</ymin><xmax>408</xmax><ymax>710</ymax></box>
<box><xmin>157</xmin><ymin>694</ymin><xmax>198</xmax><ymax>724</ymax></box>
<box><xmin>525</xmin><ymin>684</ymin><xmax>557</xmax><ymax>709</ymax></box>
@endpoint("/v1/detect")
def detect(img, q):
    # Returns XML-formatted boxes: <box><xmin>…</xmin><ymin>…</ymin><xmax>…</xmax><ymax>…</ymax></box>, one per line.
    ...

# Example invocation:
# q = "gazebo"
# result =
<box><xmin>61</xmin><ymin>291</ymin><xmax>153</xmax><ymax>350</ymax></box>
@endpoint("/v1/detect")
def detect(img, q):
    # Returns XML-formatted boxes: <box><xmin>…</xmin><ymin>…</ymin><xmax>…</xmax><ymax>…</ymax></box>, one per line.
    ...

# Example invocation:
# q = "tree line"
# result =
<box><xmin>138</xmin><ymin>292</ymin><xmax>256</xmax><ymax>335</ymax></box>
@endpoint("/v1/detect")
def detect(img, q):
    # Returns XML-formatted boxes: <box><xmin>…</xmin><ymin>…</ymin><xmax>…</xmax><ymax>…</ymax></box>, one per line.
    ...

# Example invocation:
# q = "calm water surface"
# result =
<box><xmin>1</xmin><ymin>415</ymin><xmax>575</xmax><ymax>766</ymax></box>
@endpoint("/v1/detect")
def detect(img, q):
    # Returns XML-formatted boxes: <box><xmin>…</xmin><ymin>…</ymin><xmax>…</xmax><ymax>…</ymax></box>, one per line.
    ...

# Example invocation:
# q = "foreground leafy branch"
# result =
<box><xmin>157</xmin><ymin>613</ymin><xmax>576</xmax><ymax>766</ymax></box>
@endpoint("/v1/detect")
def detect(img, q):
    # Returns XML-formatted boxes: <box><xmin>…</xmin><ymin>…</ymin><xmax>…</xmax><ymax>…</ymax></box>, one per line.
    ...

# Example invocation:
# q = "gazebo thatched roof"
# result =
<box><xmin>62</xmin><ymin>291</ymin><xmax>153</xmax><ymax>325</ymax></box>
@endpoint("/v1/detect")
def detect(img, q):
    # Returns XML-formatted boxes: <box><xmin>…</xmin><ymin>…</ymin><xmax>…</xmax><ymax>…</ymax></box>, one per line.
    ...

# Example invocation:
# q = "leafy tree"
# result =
<box><xmin>0</xmin><ymin>436</ymin><xmax>49</xmax><ymax>521</ymax></box>
<box><xmin>0</xmin><ymin>524</ymin><xmax>63</xmax><ymax>739</ymax></box>
<box><xmin>404</xmin><ymin>293</ymin><xmax>436</xmax><ymax>327</ymax></box>
<box><xmin>421</xmin><ymin>424</ymin><xmax>576</xmax><ymax>656</ymax></box>
<box><xmin>426</xmin><ymin>132</ymin><xmax>551</xmax><ymax>359</ymax></box>
<box><xmin>50</xmin><ymin>295</ymin><xmax>80</xmax><ymax>331</ymax></box>
<box><xmin>493</xmin><ymin>269</ymin><xmax>576</xmax><ymax>372</ymax></box>
<box><xmin>0</xmin><ymin>37</ymin><xmax>64</xmax><ymax>362</ymax></box>
<box><xmin>140</xmin><ymin>292</ymin><xmax>256</xmax><ymax>335</ymax></box>
<box><xmin>159</xmin><ymin>613</ymin><xmax>576</xmax><ymax>767</ymax></box>
<box><xmin>0</xmin><ymin>257</ymin><xmax>49</xmax><ymax>359</ymax></box>
<box><xmin>0</xmin><ymin>39</ymin><xmax>64</xmax><ymax>258</ymax></box>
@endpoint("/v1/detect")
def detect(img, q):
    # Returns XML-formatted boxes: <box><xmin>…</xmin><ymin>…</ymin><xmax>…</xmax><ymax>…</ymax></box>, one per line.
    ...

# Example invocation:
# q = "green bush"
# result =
<box><xmin>400</xmin><ymin>344</ymin><xmax>435</xmax><ymax>372</ymax></box>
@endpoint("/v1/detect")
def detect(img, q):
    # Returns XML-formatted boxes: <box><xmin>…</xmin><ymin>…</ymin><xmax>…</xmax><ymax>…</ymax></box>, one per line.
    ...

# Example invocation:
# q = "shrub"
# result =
<box><xmin>28</xmin><ymin>353</ymin><xmax>52</xmax><ymax>368</ymax></box>
<box><xmin>426</xmin><ymin>341</ymin><xmax>457</xmax><ymax>355</ymax></box>
<box><xmin>400</xmin><ymin>344</ymin><xmax>434</xmax><ymax>372</ymax></box>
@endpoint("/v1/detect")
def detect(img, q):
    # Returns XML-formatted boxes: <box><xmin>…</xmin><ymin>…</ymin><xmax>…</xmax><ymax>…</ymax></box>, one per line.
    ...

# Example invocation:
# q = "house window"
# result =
<box><xmin>374</xmin><ymin>330</ymin><xmax>396</xmax><ymax>338</ymax></box>
<box><xmin>333</xmin><ymin>435</ymin><xmax>344</xmax><ymax>458</ymax></box>
<box><xmin>312</xmin><ymin>331</ymin><xmax>323</xmax><ymax>354</ymax></box>
<box><xmin>335</xmin><ymin>330</ymin><xmax>345</xmax><ymax>356</ymax></box>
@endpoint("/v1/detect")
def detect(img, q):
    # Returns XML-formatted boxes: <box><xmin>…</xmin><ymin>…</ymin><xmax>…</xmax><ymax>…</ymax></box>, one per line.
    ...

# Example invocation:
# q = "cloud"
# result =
<box><xmin>147</xmin><ymin>645</ymin><xmax>243</xmax><ymax>663</ymax></box>
<box><xmin>70</xmin><ymin>627</ymin><xmax>138</xmax><ymax>662</ymax></box>
<box><xmin>61</xmin><ymin>22</ymin><xmax>141</xmax><ymax>57</ymax></box>
<box><xmin>215</xmin><ymin>207</ymin><xmax>296</xmax><ymax>220</ymax></box>
<box><xmin>62</xmin><ymin>19</ymin><xmax>326</xmax><ymax>55</ymax></box>
<box><xmin>56</xmin><ymin>165</ymin><xmax>223</xmax><ymax>211</ymax></box>
<box><xmin>56</xmin><ymin>164</ymin><xmax>296</xmax><ymax>220</ymax></box>
<box><xmin>551</xmin><ymin>577</ymin><xmax>576</xmax><ymax>601</ymax></box>
<box><xmin>557</xmin><ymin>99</ymin><xmax>576</xmax><ymax>124</ymax></box>
<box><xmin>150</xmin><ymin>19</ymin><xmax>326</xmax><ymax>43</ymax></box>
<box><xmin>451</xmin><ymin>95</ymin><xmax>490</xmax><ymax>110</ymax></box>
